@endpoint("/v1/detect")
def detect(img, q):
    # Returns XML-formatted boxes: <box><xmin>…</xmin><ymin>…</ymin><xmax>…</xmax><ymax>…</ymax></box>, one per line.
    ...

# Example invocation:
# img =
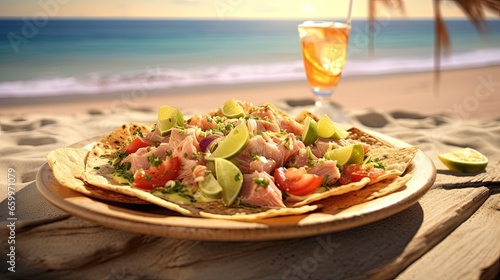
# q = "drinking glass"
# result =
<box><xmin>298</xmin><ymin>0</ymin><xmax>353</xmax><ymax>121</ymax></box>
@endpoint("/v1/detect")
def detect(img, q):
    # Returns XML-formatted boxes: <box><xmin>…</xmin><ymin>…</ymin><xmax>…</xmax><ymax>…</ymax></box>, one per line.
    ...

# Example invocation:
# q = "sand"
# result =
<box><xmin>1</xmin><ymin>65</ymin><xmax>498</xmax><ymax>173</ymax></box>
<box><xmin>1</xmin><ymin>66</ymin><xmax>499</xmax><ymax>120</ymax></box>
<box><xmin>1</xmin><ymin>66</ymin><xmax>499</xmax><ymax>278</ymax></box>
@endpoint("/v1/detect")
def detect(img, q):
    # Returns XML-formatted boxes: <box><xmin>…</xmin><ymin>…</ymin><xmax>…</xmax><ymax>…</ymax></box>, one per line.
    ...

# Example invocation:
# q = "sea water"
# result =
<box><xmin>0</xmin><ymin>19</ymin><xmax>499</xmax><ymax>98</ymax></box>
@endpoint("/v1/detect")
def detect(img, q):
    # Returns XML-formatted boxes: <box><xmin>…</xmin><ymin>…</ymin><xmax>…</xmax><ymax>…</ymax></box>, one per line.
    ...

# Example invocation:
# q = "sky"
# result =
<box><xmin>0</xmin><ymin>0</ymin><xmax>495</xmax><ymax>20</ymax></box>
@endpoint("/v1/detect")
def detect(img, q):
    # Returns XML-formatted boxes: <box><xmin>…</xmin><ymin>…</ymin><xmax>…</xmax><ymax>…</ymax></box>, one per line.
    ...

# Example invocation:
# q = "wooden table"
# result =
<box><xmin>1</xmin><ymin>105</ymin><xmax>499</xmax><ymax>279</ymax></box>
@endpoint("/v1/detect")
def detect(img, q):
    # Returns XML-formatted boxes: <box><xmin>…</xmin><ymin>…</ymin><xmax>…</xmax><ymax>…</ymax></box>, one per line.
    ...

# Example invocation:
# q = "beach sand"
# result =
<box><xmin>1</xmin><ymin>65</ymin><xmax>499</xmax><ymax>182</ymax></box>
<box><xmin>1</xmin><ymin>66</ymin><xmax>499</xmax><ymax>278</ymax></box>
<box><xmin>1</xmin><ymin>66</ymin><xmax>499</xmax><ymax>120</ymax></box>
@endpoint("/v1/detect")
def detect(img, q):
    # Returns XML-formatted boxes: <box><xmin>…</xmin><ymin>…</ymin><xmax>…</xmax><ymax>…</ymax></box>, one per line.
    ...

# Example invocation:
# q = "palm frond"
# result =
<box><xmin>433</xmin><ymin>0</ymin><xmax>449</xmax><ymax>95</ymax></box>
<box><xmin>367</xmin><ymin>0</ymin><xmax>406</xmax><ymax>56</ymax></box>
<box><xmin>369</xmin><ymin>0</ymin><xmax>499</xmax><ymax>96</ymax></box>
<box><xmin>433</xmin><ymin>0</ymin><xmax>499</xmax><ymax>95</ymax></box>
<box><xmin>372</xmin><ymin>0</ymin><xmax>406</xmax><ymax>13</ymax></box>
<box><xmin>451</xmin><ymin>0</ymin><xmax>500</xmax><ymax>32</ymax></box>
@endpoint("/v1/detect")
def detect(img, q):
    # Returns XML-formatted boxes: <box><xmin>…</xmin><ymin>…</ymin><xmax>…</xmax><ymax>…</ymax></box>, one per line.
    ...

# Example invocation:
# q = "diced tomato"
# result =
<box><xmin>123</xmin><ymin>138</ymin><xmax>151</xmax><ymax>154</ymax></box>
<box><xmin>134</xmin><ymin>157</ymin><xmax>181</xmax><ymax>190</ymax></box>
<box><xmin>339</xmin><ymin>164</ymin><xmax>384</xmax><ymax>185</ymax></box>
<box><xmin>274</xmin><ymin>167</ymin><xmax>323</xmax><ymax>196</ymax></box>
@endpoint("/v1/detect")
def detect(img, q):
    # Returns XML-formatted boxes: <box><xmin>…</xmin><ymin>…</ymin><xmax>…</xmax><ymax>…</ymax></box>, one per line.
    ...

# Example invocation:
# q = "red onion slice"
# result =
<box><xmin>199</xmin><ymin>135</ymin><xmax>222</xmax><ymax>153</ymax></box>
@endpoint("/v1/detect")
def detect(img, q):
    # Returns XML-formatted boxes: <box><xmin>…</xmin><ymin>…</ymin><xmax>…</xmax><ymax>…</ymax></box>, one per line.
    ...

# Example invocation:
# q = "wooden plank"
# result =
<box><xmin>2</xmin><ymin>184</ymin><xmax>492</xmax><ymax>279</ymax></box>
<box><xmin>435</xmin><ymin>160</ymin><xmax>500</xmax><ymax>189</ymax></box>
<box><xmin>367</xmin><ymin>186</ymin><xmax>491</xmax><ymax>279</ymax></box>
<box><xmin>397</xmin><ymin>190</ymin><xmax>500</xmax><ymax>280</ymax></box>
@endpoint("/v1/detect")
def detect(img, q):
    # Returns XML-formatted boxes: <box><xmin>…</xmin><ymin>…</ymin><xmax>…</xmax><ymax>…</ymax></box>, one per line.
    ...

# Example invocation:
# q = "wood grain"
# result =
<box><xmin>2</xmin><ymin>182</ymin><xmax>497</xmax><ymax>279</ymax></box>
<box><xmin>367</xmin><ymin>186</ymin><xmax>491</xmax><ymax>279</ymax></box>
<box><xmin>397</xmin><ymin>189</ymin><xmax>500</xmax><ymax>280</ymax></box>
<box><xmin>436</xmin><ymin>160</ymin><xmax>500</xmax><ymax>188</ymax></box>
<box><xmin>2</xmin><ymin>106</ymin><xmax>499</xmax><ymax>279</ymax></box>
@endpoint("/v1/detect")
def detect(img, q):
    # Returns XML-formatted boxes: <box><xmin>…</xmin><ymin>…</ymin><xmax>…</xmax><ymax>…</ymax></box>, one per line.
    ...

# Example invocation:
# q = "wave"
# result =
<box><xmin>1</xmin><ymin>48</ymin><xmax>499</xmax><ymax>98</ymax></box>
<box><xmin>344</xmin><ymin>48</ymin><xmax>500</xmax><ymax>76</ymax></box>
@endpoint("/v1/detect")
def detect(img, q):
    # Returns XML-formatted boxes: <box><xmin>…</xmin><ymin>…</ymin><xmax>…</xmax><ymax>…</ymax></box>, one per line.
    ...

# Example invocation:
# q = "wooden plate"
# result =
<box><xmin>36</xmin><ymin>131</ymin><xmax>436</xmax><ymax>241</ymax></box>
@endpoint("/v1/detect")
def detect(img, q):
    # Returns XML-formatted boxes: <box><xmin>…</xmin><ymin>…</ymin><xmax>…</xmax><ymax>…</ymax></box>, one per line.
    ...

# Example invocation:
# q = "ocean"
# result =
<box><xmin>1</xmin><ymin>19</ymin><xmax>499</xmax><ymax>98</ymax></box>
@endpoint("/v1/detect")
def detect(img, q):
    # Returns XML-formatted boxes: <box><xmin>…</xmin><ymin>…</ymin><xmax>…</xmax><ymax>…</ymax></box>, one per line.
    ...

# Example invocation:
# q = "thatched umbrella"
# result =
<box><xmin>368</xmin><ymin>0</ymin><xmax>500</xmax><ymax>94</ymax></box>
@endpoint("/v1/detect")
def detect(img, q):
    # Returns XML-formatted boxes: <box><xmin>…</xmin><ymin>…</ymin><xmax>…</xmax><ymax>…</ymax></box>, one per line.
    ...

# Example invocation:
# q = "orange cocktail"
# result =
<box><xmin>298</xmin><ymin>21</ymin><xmax>350</xmax><ymax>96</ymax></box>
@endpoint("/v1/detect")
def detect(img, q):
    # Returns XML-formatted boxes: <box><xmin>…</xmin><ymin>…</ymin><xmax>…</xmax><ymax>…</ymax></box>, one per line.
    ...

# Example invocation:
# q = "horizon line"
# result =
<box><xmin>0</xmin><ymin>16</ymin><xmax>485</xmax><ymax>21</ymax></box>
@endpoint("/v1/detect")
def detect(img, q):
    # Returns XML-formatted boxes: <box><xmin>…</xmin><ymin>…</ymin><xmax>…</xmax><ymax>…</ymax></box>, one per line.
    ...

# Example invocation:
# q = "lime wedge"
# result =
<box><xmin>306</xmin><ymin>146</ymin><xmax>315</xmax><ymax>160</ymax></box>
<box><xmin>215</xmin><ymin>158</ymin><xmax>243</xmax><ymax>206</ymax></box>
<box><xmin>302</xmin><ymin>116</ymin><xmax>319</xmax><ymax>146</ymax></box>
<box><xmin>324</xmin><ymin>143</ymin><xmax>365</xmax><ymax>167</ymax></box>
<box><xmin>198</xmin><ymin>172</ymin><xmax>223</xmax><ymax>199</ymax></box>
<box><xmin>209</xmin><ymin>120</ymin><xmax>249</xmax><ymax>159</ymax></box>
<box><xmin>438</xmin><ymin>147</ymin><xmax>488</xmax><ymax>173</ymax></box>
<box><xmin>332</xmin><ymin>129</ymin><xmax>349</xmax><ymax>139</ymax></box>
<box><xmin>222</xmin><ymin>99</ymin><xmax>245</xmax><ymax>119</ymax></box>
<box><xmin>317</xmin><ymin>114</ymin><xmax>348</xmax><ymax>139</ymax></box>
<box><xmin>157</xmin><ymin>105</ymin><xmax>184</xmax><ymax>136</ymax></box>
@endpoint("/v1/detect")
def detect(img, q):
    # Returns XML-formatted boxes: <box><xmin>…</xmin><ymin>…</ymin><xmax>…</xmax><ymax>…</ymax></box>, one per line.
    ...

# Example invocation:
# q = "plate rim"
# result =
<box><xmin>36</xmin><ymin>128</ymin><xmax>436</xmax><ymax>241</ymax></box>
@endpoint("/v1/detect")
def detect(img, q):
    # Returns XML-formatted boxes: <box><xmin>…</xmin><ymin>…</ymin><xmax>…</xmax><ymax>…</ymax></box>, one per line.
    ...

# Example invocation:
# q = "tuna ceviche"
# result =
<box><xmin>106</xmin><ymin>99</ymin><xmax>389</xmax><ymax>208</ymax></box>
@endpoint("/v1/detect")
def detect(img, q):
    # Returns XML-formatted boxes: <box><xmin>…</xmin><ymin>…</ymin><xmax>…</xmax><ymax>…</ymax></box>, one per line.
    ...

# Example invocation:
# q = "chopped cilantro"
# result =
<box><xmin>109</xmin><ymin>151</ymin><xmax>134</xmax><ymax>184</ymax></box>
<box><xmin>239</xmin><ymin>202</ymin><xmax>261</xmax><ymax>209</ymax></box>
<box><xmin>253</xmin><ymin>154</ymin><xmax>264</xmax><ymax>161</ymax></box>
<box><xmin>133</xmin><ymin>129</ymin><xmax>144</xmax><ymax>138</ymax></box>
<box><xmin>154</xmin><ymin>181</ymin><xmax>197</xmax><ymax>203</ymax></box>
<box><xmin>364</xmin><ymin>157</ymin><xmax>386</xmax><ymax>170</ymax></box>
<box><xmin>321</xmin><ymin>175</ymin><xmax>329</xmax><ymax>187</ymax></box>
<box><xmin>109</xmin><ymin>151</ymin><xmax>128</xmax><ymax>166</ymax></box>
<box><xmin>235</xmin><ymin>173</ymin><xmax>241</xmax><ymax>181</ymax></box>
<box><xmin>282</xmin><ymin>192</ymin><xmax>290</xmax><ymax>201</ymax></box>
<box><xmin>147</xmin><ymin>153</ymin><xmax>163</xmax><ymax>167</ymax></box>
<box><xmin>253</xmin><ymin>177</ymin><xmax>269</xmax><ymax>188</ymax></box>
<box><xmin>112</xmin><ymin>167</ymin><xmax>134</xmax><ymax>184</ymax></box>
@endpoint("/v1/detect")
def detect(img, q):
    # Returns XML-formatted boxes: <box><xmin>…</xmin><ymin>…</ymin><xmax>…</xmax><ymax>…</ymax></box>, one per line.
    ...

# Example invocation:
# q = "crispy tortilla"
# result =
<box><xmin>91</xmin><ymin>123</ymin><xmax>154</xmax><ymax>154</ymax></box>
<box><xmin>74</xmin><ymin>123</ymin><xmax>319</xmax><ymax>221</ymax></box>
<box><xmin>48</xmin><ymin>119</ymin><xmax>418</xmax><ymax>221</ymax></box>
<box><xmin>291</xmin><ymin>145</ymin><xmax>418</xmax><ymax>207</ymax></box>
<box><xmin>84</xmin><ymin>122</ymin><xmax>152</xmax><ymax>192</ymax></box>
<box><xmin>83</xmin><ymin>158</ymin><xmax>318</xmax><ymax>220</ymax></box>
<box><xmin>365</xmin><ymin>146</ymin><xmax>419</xmax><ymax>183</ymax></box>
<box><xmin>291</xmin><ymin>178</ymin><xmax>371</xmax><ymax>207</ymax></box>
<box><xmin>314</xmin><ymin>173</ymin><xmax>413</xmax><ymax>214</ymax></box>
<box><xmin>346</xmin><ymin>127</ymin><xmax>392</xmax><ymax>148</ymax></box>
<box><xmin>47</xmin><ymin>148</ymin><xmax>149</xmax><ymax>204</ymax></box>
<box><xmin>182</xmin><ymin>201</ymin><xmax>317</xmax><ymax>221</ymax></box>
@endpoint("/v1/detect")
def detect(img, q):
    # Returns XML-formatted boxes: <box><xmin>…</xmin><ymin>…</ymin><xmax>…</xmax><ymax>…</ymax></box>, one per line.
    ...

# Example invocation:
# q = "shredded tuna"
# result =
<box><xmin>239</xmin><ymin>171</ymin><xmax>286</xmax><ymax>208</ymax></box>
<box><xmin>233</xmin><ymin>133</ymin><xmax>301</xmax><ymax>173</ymax></box>
<box><xmin>122</xmin><ymin>152</ymin><xmax>150</xmax><ymax>174</ymax></box>
<box><xmin>122</xmin><ymin>143</ymin><xmax>171</xmax><ymax>173</ymax></box>
<box><xmin>188</xmin><ymin>114</ymin><xmax>217</xmax><ymax>131</ymax></box>
<box><xmin>307</xmin><ymin>160</ymin><xmax>340</xmax><ymax>185</ymax></box>
<box><xmin>249</xmin><ymin>104</ymin><xmax>303</xmax><ymax>135</ymax></box>
<box><xmin>255</xmin><ymin>119</ymin><xmax>280</xmax><ymax>133</ymax></box>
<box><xmin>246</xmin><ymin>118</ymin><xmax>279</xmax><ymax>135</ymax></box>
<box><xmin>288</xmin><ymin>146</ymin><xmax>318</xmax><ymax>168</ymax></box>
<box><xmin>178</xmin><ymin>159</ymin><xmax>199</xmax><ymax>188</ymax></box>
<box><xmin>145</xmin><ymin>126</ymin><xmax>169</xmax><ymax>143</ymax></box>
<box><xmin>169</xmin><ymin>128</ymin><xmax>201</xmax><ymax>150</ymax></box>
<box><xmin>249</xmin><ymin>156</ymin><xmax>277</xmax><ymax>174</ymax></box>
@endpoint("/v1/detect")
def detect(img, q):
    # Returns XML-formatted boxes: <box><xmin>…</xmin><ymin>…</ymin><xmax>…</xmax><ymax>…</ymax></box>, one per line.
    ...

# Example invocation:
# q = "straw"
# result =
<box><xmin>347</xmin><ymin>0</ymin><xmax>353</xmax><ymax>26</ymax></box>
